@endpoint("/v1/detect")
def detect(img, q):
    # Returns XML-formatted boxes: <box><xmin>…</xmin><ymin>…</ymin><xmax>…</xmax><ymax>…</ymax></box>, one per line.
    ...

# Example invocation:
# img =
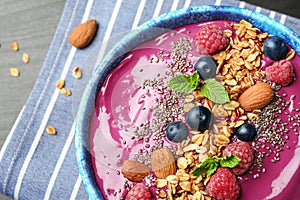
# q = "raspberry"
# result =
<box><xmin>222</xmin><ymin>141</ymin><xmax>254</xmax><ymax>175</ymax></box>
<box><xmin>195</xmin><ymin>24</ymin><xmax>229</xmax><ymax>54</ymax></box>
<box><xmin>206</xmin><ymin>167</ymin><xmax>240</xmax><ymax>200</ymax></box>
<box><xmin>125</xmin><ymin>183</ymin><xmax>151</xmax><ymax>200</ymax></box>
<box><xmin>265</xmin><ymin>60</ymin><xmax>294</xmax><ymax>86</ymax></box>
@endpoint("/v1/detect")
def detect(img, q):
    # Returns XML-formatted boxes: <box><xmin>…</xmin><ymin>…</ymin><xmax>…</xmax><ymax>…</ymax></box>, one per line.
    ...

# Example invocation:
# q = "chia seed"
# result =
<box><xmin>133</xmin><ymin>149</ymin><xmax>151</xmax><ymax>167</ymax></box>
<box><xmin>167</xmin><ymin>37</ymin><xmax>193</xmax><ymax>73</ymax></box>
<box><xmin>249</xmin><ymin>87</ymin><xmax>300</xmax><ymax>177</ymax></box>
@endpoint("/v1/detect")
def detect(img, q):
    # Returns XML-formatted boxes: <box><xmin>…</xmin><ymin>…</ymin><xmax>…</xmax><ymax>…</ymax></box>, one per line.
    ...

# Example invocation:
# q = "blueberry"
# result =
<box><xmin>166</xmin><ymin>121</ymin><xmax>189</xmax><ymax>143</ymax></box>
<box><xmin>187</xmin><ymin>106</ymin><xmax>212</xmax><ymax>131</ymax></box>
<box><xmin>194</xmin><ymin>56</ymin><xmax>217</xmax><ymax>80</ymax></box>
<box><xmin>235</xmin><ymin>123</ymin><xmax>257</xmax><ymax>142</ymax></box>
<box><xmin>264</xmin><ymin>36</ymin><xmax>288</xmax><ymax>61</ymax></box>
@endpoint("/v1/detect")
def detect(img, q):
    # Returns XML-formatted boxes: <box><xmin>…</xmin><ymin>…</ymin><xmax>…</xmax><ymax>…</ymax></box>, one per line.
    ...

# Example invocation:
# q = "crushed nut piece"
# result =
<box><xmin>215</xmin><ymin>134</ymin><xmax>230</xmax><ymax>146</ymax></box>
<box><xmin>56</xmin><ymin>79</ymin><xmax>65</xmax><ymax>89</ymax></box>
<box><xmin>158</xmin><ymin>190</ymin><xmax>167</xmax><ymax>198</ymax></box>
<box><xmin>183</xmin><ymin>102</ymin><xmax>195</xmax><ymax>113</ymax></box>
<box><xmin>156</xmin><ymin>179</ymin><xmax>168</xmax><ymax>188</ymax></box>
<box><xmin>193</xmin><ymin>89</ymin><xmax>204</xmax><ymax>100</ymax></box>
<box><xmin>177</xmin><ymin>157</ymin><xmax>188</xmax><ymax>169</ymax></box>
<box><xmin>60</xmin><ymin>88</ymin><xmax>72</xmax><ymax>96</ymax></box>
<box><xmin>72</xmin><ymin>66</ymin><xmax>82</xmax><ymax>79</ymax></box>
<box><xmin>286</xmin><ymin>49</ymin><xmax>296</xmax><ymax>60</ymax></box>
<box><xmin>214</xmin><ymin>20</ymin><xmax>267</xmax><ymax>104</ymax></box>
<box><xmin>179</xmin><ymin>181</ymin><xmax>191</xmax><ymax>191</ymax></box>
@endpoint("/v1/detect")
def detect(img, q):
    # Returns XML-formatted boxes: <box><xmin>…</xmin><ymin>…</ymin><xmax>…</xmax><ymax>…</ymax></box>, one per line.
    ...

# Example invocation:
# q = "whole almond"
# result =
<box><xmin>121</xmin><ymin>160</ymin><xmax>150</xmax><ymax>182</ymax></box>
<box><xmin>238</xmin><ymin>82</ymin><xmax>274</xmax><ymax>111</ymax></box>
<box><xmin>69</xmin><ymin>19</ymin><xmax>97</xmax><ymax>48</ymax></box>
<box><xmin>151</xmin><ymin>148</ymin><xmax>176</xmax><ymax>179</ymax></box>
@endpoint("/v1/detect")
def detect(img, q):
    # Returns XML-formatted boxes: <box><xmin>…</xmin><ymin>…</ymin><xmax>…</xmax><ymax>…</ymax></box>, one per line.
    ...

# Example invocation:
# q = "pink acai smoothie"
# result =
<box><xmin>89</xmin><ymin>20</ymin><xmax>300</xmax><ymax>200</ymax></box>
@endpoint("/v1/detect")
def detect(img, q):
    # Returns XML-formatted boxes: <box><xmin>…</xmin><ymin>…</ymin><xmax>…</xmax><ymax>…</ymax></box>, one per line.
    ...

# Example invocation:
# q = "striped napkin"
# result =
<box><xmin>1</xmin><ymin>0</ymin><xmax>299</xmax><ymax>199</ymax></box>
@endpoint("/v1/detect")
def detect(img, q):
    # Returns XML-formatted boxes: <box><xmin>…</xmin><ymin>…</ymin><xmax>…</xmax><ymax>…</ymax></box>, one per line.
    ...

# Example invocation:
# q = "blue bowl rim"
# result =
<box><xmin>74</xmin><ymin>5</ymin><xmax>300</xmax><ymax>200</ymax></box>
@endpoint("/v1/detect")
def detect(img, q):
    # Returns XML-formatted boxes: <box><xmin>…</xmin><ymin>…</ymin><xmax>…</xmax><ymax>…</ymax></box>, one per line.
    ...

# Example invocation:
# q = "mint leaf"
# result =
<box><xmin>191</xmin><ymin>155</ymin><xmax>240</xmax><ymax>177</ymax></box>
<box><xmin>168</xmin><ymin>72</ymin><xmax>200</xmax><ymax>94</ymax></box>
<box><xmin>200</xmin><ymin>79</ymin><xmax>230</xmax><ymax>104</ymax></box>
<box><xmin>189</xmin><ymin>72</ymin><xmax>201</xmax><ymax>87</ymax></box>
<box><xmin>219</xmin><ymin>155</ymin><xmax>240</xmax><ymax>168</ymax></box>
<box><xmin>191</xmin><ymin>157</ymin><xmax>219</xmax><ymax>177</ymax></box>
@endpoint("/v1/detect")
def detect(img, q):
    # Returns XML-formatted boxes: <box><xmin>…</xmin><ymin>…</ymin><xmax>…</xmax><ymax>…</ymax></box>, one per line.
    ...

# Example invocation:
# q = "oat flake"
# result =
<box><xmin>10</xmin><ymin>68</ymin><xmax>20</xmax><ymax>77</ymax></box>
<box><xmin>22</xmin><ymin>52</ymin><xmax>30</xmax><ymax>64</ymax></box>
<box><xmin>11</xmin><ymin>41</ymin><xmax>19</xmax><ymax>51</ymax></box>
<box><xmin>46</xmin><ymin>126</ymin><xmax>56</xmax><ymax>135</ymax></box>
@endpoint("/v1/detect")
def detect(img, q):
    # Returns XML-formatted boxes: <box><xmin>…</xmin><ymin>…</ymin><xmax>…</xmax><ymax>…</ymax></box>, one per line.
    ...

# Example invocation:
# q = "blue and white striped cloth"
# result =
<box><xmin>1</xmin><ymin>0</ymin><xmax>300</xmax><ymax>199</ymax></box>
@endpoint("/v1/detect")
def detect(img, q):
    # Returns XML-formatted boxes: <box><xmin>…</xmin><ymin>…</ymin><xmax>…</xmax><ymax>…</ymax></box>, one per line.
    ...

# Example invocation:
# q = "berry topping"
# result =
<box><xmin>194</xmin><ymin>56</ymin><xmax>217</xmax><ymax>80</ymax></box>
<box><xmin>265</xmin><ymin>60</ymin><xmax>294</xmax><ymax>86</ymax></box>
<box><xmin>222</xmin><ymin>141</ymin><xmax>254</xmax><ymax>175</ymax></box>
<box><xmin>195</xmin><ymin>24</ymin><xmax>229</xmax><ymax>54</ymax></box>
<box><xmin>264</xmin><ymin>36</ymin><xmax>288</xmax><ymax>61</ymax></box>
<box><xmin>187</xmin><ymin>106</ymin><xmax>212</xmax><ymax>132</ymax></box>
<box><xmin>235</xmin><ymin>122</ymin><xmax>257</xmax><ymax>142</ymax></box>
<box><xmin>125</xmin><ymin>183</ymin><xmax>151</xmax><ymax>200</ymax></box>
<box><xmin>166</xmin><ymin>121</ymin><xmax>189</xmax><ymax>143</ymax></box>
<box><xmin>206</xmin><ymin>167</ymin><xmax>240</xmax><ymax>200</ymax></box>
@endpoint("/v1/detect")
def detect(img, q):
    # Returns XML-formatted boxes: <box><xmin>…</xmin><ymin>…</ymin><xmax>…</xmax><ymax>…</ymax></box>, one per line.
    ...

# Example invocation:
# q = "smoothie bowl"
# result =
<box><xmin>74</xmin><ymin>5</ymin><xmax>300</xmax><ymax>200</ymax></box>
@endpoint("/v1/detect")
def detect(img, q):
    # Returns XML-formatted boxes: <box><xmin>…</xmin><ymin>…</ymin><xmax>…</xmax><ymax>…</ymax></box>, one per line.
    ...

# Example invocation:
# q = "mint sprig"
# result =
<box><xmin>200</xmin><ymin>79</ymin><xmax>230</xmax><ymax>104</ymax></box>
<box><xmin>191</xmin><ymin>157</ymin><xmax>219</xmax><ymax>177</ymax></box>
<box><xmin>167</xmin><ymin>72</ymin><xmax>229</xmax><ymax>104</ymax></box>
<box><xmin>191</xmin><ymin>155</ymin><xmax>240</xmax><ymax>177</ymax></box>
<box><xmin>167</xmin><ymin>72</ymin><xmax>200</xmax><ymax>94</ymax></box>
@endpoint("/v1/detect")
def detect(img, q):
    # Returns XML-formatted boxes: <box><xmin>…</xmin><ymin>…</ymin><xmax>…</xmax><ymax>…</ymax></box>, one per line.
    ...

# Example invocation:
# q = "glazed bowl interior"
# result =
<box><xmin>74</xmin><ymin>5</ymin><xmax>300</xmax><ymax>200</ymax></box>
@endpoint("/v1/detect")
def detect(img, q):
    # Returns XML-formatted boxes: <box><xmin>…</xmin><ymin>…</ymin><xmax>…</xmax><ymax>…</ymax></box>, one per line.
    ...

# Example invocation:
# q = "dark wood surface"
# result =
<box><xmin>0</xmin><ymin>1</ymin><xmax>65</xmax><ymax>199</ymax></box>
<box><xmin>245</xmin><ymin>0</ymin><xmax>300</xmax><ymax>18</ymax></box>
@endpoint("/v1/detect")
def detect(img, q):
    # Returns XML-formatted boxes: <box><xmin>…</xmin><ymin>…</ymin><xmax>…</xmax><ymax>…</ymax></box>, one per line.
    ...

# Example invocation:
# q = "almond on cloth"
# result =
<box><xmin>151</xmin><ymin>148</ymin><xmax>176</xmax><ymax>179</ymax></box>
<box><xmin>238</xmin><ymin>82</ymin><xmax>274</xmax><ymax>111</ymax></box>
<box><xmin>69</xmin><ymin>19</ymin><xmax>98</xmax><ymax>48</ymax></box>
<box><xmin>121</xmin><ymin>160</ymin><xmax>150</xmax><ymax>182</ymax></box>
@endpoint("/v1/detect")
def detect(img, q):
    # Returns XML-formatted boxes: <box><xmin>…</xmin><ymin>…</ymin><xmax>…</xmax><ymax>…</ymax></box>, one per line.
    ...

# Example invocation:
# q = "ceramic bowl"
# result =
<box><xmin>74</xmin><ymin>5</ymin><xmax>300</xmax><ymax>200</ymax></box>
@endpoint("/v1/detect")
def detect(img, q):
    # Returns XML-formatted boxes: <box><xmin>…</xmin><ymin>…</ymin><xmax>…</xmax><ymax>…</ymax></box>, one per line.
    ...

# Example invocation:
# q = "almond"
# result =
<box><xmin>121</xmin><ymin>160</ymin><xmax>150</xmax><ymax>182</ymax></box>
<box><xmin>151</xmin><ymin>148</ymin><xmax>176</xmax><ymax>179</ymax></box>
<box><xmin>69</xmin><ymin>19</ymin><xmax>98</xmax><ymax>48</ymax></box>
<box><xmin>238</xmin><ymin>82</ymin><xmax>274</xmax><ymax>111</ymax></box>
